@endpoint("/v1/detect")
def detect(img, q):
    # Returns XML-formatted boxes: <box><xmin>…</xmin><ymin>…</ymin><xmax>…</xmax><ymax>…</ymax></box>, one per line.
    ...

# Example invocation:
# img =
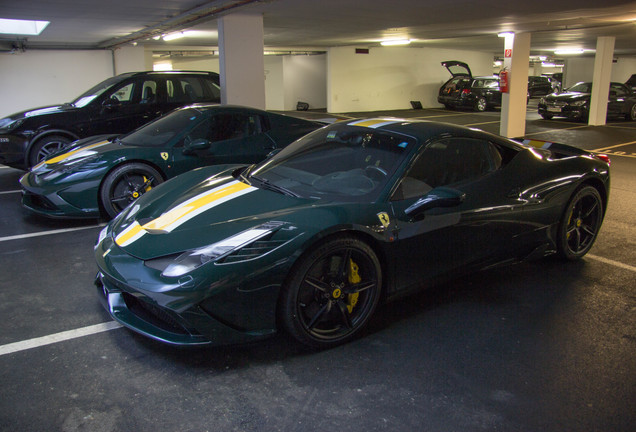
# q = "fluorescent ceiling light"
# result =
<box><xmin>381</xmin><ymin>39</ymin><xmax>411</xmax><ymax>46</ymax></box>
<box><xmin>0</xmin><ymin>18</ymin><xmax>49</xmax><ymax>35</ymax></box>
<box><xmin>554</xmin><ymin>48</ymin><xmax>585</xmax><ymax>55</ymax></box>
<box><xmin>163</xmin><ymin>32</ymin><xmax>184</xmax><ymax>41</ymax></box>
<box><xmin>498</xmin><ymin>32</ymin><xmax>514</xmax><ymax>38</ymax></box>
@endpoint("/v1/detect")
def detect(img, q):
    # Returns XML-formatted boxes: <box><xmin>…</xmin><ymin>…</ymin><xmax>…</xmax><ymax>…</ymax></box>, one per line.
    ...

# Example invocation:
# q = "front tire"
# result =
<box><xmin>628</xmin><ymin>103</ymin><xmax>636</xmax><ymax>121</ymax></box>
<box><xmin>99</xmin><ymin>163</ymin><xmax>163</xmax><ymax>219</ymax></box>
<box><xmin>279</xmin><ymin>236</ymin><xmax>382</xmax><ymax>349</ymax></box>
<box><xmin>557</xmin><ymin>186</ymin><xmax>603</xmax><ymax>260</ymax></box>
<box><xmin>540</xmin><ymin>113</ymin><xmax>554</xmax><ymax>120</ymax></box>
<box><xmin>29</xmin><ymin>135</ymin><xmax>72</xmax><ymax>167</ymax></box>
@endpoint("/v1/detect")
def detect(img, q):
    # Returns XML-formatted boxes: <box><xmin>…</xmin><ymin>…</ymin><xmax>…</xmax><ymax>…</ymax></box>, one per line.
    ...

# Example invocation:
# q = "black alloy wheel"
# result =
<box><xmin>280</xmin><ymin>236</ymin><xmax>382</xmax><ymax>349</ymax></box>
<box><xmin>557</xmin><ymin>185</ymin><xmax>603</xmax><ymax>260</ymax></box>
<box><xmin>99</xmin><ymin>163</ymin><xmax>163</xmax><ymax>218</ymax></box>
<box><xmin>29</xmin><ymin>135</ymin><xmax>72</xmax><ymax>167</ymax></box>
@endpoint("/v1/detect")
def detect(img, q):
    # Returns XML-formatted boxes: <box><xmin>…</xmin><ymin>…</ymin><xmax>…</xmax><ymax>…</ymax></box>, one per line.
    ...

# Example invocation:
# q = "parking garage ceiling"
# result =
<box><xmin>1</xmin><ymin>0</ymin><xmax>636</xmax><ymax>56</ymax></box>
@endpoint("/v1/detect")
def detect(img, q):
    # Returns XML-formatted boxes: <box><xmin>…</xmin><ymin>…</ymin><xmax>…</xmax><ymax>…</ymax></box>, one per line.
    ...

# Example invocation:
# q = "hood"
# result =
<box><xmin>5</xmin><ymin>104</ymin><xmax>78</xmax><ymax>121</ymax></box>
<box><xmin>31</xmin><ymin>135</ymin><xmax>120</xmax><ymax>173</ymax></box>
<box><xmin>441</xmin><ymin>60</ymin><xmax>472</xmax><ymax>78</ymax></box>
<box><xmin>546</xmin><ymin>92</ymin><xmax>589</xmax><ymax>101</ymax></box>
<box><xmin>110</xmin><ymin>168</ymin><xmax>321</xmax><ymax>260</ymax></box>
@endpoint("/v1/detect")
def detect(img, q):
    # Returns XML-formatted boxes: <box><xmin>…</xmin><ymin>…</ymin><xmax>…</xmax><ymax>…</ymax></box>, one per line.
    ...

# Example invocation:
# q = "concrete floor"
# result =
<box><xmin>1</xmin><ymin>102</ymin><xmax>635</xmax><ymax>431</ymax></box>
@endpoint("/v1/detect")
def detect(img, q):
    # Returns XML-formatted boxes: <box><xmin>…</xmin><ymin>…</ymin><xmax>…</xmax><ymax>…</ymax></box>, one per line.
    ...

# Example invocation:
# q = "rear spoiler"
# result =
<box><xmin>513</xmin><ymin>138</ymin><xmax>611</xmax><ymax>165</ymax></box>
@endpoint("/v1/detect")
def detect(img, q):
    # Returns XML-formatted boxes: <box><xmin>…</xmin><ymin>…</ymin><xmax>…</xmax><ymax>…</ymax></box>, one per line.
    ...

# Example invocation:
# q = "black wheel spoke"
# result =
<box><xmin>345</xmin><ymin>280</ymin><xmax>376</xmax><ymax>295</ymax></box>
<box><xmin>304</xmin><ymin>276</ymin><xmax>329</xmax><ymax>293</ymax></box>
<box><xmin>336</xmin><ymin>300</ymin><xmax>353</xmax><ymax>329</ymax></box>
<box><xmin>306</xmin><ymin>302</ymin><xmax>331</xmax><ymax>330</ymax></box>
<box><xmin>337</xmin><ymin>248</ymin><xmax>352</xmax><ymax>280</ymax></box>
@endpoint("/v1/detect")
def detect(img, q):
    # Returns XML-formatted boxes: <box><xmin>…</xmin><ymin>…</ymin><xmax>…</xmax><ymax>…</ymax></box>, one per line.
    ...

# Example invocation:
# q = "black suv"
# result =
<box><xmin>0</xmin><ymin>71</ymin><xmax>220</xmax><ymax>169</ymax></box>
<box><xmin>437</xmin><ymin>61</ymin><xmax>501</xmax><ymax>112</ymax></box>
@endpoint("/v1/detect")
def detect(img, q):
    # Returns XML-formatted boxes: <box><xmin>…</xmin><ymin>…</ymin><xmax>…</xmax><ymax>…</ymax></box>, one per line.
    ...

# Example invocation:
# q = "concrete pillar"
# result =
<box><xmin>588</xmin><ymin>36</ymin><xmax>615</xmax><ymax>126</ymax></box>
<box><xmin>500</xmin><ymin>32</ymin><xmax>531</xmax><ymax>138</ymax></box>
<box><xmin>218</xmin><ymin>13</ymin><xmax>266</xmax><ymax>109</ymax></box>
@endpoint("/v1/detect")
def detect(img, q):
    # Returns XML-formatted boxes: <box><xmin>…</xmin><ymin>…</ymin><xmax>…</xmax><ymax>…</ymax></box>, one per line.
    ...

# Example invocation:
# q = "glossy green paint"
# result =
<box><xmin>20</xmin><ymin>105</ymin><xmax>322</xmax><ymax>218</ymax></box>
<box><xmin>93</xmin><ymin>119</ymin><xmax>611</xmax><ymax>347</ymax></box>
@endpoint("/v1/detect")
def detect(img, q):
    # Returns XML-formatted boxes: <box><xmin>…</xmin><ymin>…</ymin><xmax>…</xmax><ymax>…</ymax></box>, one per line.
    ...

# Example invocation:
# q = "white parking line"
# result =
<box><xmin>0</xmin><ymin>321</ymin><xmax>123</xmax><ymax>356</ymax></box>
<box><xmin>0</xmin><ymin>189</ymin><xmax>21</xmax><ymax>195</ymax></box>
<box><xmin>0</xmin><ymin>224</ymin><xmax>105</xmax><ymax>243</ymax></box>
<box><xmin>587</xmin><ymin>254</ymin><xmax>636</xmax><ymax>273</ymax></box>
<box><xmin>0</xmin><ymin>252</ymin><xmax>631</xmax><ymax>357</ymax></box>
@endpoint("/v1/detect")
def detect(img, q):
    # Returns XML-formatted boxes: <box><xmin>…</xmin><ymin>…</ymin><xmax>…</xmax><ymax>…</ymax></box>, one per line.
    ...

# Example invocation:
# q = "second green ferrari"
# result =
<box><xmin>20</xmin><ymin>104</ymin><xmax>323</xmax><ymax>218</ymax></box>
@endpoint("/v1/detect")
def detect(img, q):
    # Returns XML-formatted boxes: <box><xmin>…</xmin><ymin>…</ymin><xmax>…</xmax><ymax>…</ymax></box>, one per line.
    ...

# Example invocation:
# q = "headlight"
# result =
<box><xmin>159</xmin><ymin>222</ymin><xmax>286</xmax><ymax>278</ymax></box>
<box><xmin>0</xmin><ymin>118</ymin><xmax>25</xmax><ymax>132</ymax></box>
<box><xmin>570</xmin><ymin>100</ymin><xmax>588</xmax><ymax>107</ymax></box>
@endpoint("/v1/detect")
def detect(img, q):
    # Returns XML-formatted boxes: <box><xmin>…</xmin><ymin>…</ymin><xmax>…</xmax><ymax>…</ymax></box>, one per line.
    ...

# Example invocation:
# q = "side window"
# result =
<box><xmin>208</xmin><ymin>114</ymin><xmax>263</xmax><ymax>142</ymax></box>
<box><xmin>610</xmin><ymin>84</ymin><xmax>628</xmax><ymax>97</ymax></box>
<box><xmin>166</xmin><ymin>77</ymin><xmax>211</xmax><ymax>103</ymax></box>
<box><xmin>202</xmin><ymin>78</ymin><xmax>221</xmax><ymax>102</ymax></box>
<box><xmin>392</xmin><ymin>138</ymin><xmax>502</xmax><ymax>201</ymax></box>
<box><xmin>108</xmin><ymin>83</ymin><xmax>134</xmax><ymax>104</ymax></box>
<box><xmin>140</xmin><ymin>80</ymin><xmax>157</xmax><ymax>104</ymax></box>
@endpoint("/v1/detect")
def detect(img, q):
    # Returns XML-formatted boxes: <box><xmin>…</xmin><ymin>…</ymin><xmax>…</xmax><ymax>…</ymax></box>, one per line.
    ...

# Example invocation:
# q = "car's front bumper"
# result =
<box><xmin>538</xmin><ymin>103</ymin><xmax>588</xmax><ymax>119</ymax></box>
<box><xmin>20</xmin><ymin>171</ymin><xmax>102</xmax><ymax>218</ymax></box>
<box><xmin>94</xmin><ymin>228</ymin><xmax>292</xmax><ymax>346</ymax></box>
<box><xmin>0</xmin><ymin>133</ymin><xmax>28</xmax><ymax>169</ymax></box>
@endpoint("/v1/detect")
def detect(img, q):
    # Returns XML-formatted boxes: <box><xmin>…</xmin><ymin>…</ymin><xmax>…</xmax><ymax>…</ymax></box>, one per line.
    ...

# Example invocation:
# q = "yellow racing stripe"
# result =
<box><xmin>348</xmin><ymin>118</ymin><xmax>403</xmax><ymax>129</ymax></box>
<box><xmin>114</xmin><ymin>181</ymin><xmax>255</xmax><ymax>247</ymax></box>
<box><xmin>42</xmin><ymin>140</ymin><xmax>110</xmax><ymax>166</ymax></box>
<box><xmin>143</xmin><ymin>181</ymin><xmax>252</xmax><ymax>232</ymax></box>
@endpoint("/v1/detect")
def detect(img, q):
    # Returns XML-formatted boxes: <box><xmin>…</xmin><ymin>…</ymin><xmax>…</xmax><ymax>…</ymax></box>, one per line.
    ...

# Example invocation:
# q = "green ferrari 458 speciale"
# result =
<box><xmin>20</xmin><ymin>104</ymin><xmax>323</xmax><ymax>218</ymax></box>
<box><xmin>94</xmin><ymin>118</ymin><xmax>610</xmax><ymax>349</ymax></box>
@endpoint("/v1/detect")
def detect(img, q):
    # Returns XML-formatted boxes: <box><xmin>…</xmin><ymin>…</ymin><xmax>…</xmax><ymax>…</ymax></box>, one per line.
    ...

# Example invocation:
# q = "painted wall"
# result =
<box><xmin>170</xmin><ymin>56</ymin><xmax>220</xmax><ymax>73</ymax></box>
<box><xmin>327</xmin><ymin>46</ymin><xmax>494</xmax><ymax>113</ymax></box>
<box><xmin>264</xmin><ymin>56</ymin><xmax>285</xmax><ymax>110</ymax></box>
<box><xmin>563</xmin><ymin>56</ymin><xmax>636</xmax><ymax>88</ymax></box>
<box><xmin>0</xmin><ymin>50</ymin><xmax>114</xmax><ymax>119</ymax></box>
<box><xmin>282</xmin><ymin>55</ymin><xmax>327</xmax><ymax>110</ymax></box>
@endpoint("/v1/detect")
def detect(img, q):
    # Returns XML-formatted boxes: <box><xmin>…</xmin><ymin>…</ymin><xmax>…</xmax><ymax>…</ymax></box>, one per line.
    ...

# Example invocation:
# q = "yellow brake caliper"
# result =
<box><xmin>143</xmin><ymin>176</ymin><xmax>153</xmax><ymax>193</ymax></box>
<box><xmin>347</xmin><ymin>259</ymin><xmax>360</xmax><ymax>313</ymax></box>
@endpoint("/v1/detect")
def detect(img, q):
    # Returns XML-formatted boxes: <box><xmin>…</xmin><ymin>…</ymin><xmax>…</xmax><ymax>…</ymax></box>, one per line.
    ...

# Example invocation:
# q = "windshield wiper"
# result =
<box><xmin>250</xmin><ymin>175</ymin><xmax>300</xmax><ymax>198</ymax></box>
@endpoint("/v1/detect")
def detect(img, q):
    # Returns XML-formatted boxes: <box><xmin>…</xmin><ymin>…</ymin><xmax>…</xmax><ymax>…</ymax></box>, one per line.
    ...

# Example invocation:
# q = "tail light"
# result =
<box><xmin>593</xmin><ymin>153</ymin><xmax>611</xmax><ymax>165</ymax></box>
<box><xmin>461</xmin><ymin>89</ymin><xmax>470</xmax><ymax>95</ymax></box>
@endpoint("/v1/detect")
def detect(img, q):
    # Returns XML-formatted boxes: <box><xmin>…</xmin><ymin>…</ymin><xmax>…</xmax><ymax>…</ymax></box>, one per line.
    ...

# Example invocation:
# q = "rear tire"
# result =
<box><xmin>474</xmin><ymin>97</ymin><xmax>487</xmax><ymax>112</ymax></box>
<box><xmin>540</xmin><ymin>113</ymin><xmax>553</xmax><ymax>120</ymax></box>
<box><xmin>556</xmin><ymin>186</ymin><xmax>603</xmax><ymax>260</ymax></box>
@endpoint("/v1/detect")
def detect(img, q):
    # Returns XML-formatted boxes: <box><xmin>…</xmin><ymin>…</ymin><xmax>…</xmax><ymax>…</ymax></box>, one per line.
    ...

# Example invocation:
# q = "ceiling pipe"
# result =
<box><xmin>97</xmin><ymin>0</ymin><xmax>262</xmax><ymax>49</ymax></box>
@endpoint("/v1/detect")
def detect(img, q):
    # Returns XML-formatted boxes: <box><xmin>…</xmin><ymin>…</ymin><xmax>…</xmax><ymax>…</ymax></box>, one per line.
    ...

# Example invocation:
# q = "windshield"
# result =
<box><xmin>120</xmin><ymin>108</ymin><xmax>206</xmax><ymax>147</ymax></box>
<box><xmin>71</xmin><ymin>75</ymin><xmax>131</xmax><ymax>108</ymax></box>
<box><xmin>566</xmin><ymin>82</ymin><xmax>592</xmax><ymax>93</ymax></box>
<box><xmin>246</xmin><ymin>123</ymin><xmax>415</xmax><ymax>202</ymax></box>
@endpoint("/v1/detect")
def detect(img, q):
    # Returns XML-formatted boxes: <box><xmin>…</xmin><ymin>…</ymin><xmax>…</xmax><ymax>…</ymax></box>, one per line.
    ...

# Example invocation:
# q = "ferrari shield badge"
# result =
<box><xmin>377</xmin><ymin>212</ymin><xmax>390</xmax><ymax>228</ymax></box>
<box><xmin>160</xmin><ymin>152</ymin><xmax>169</xmax><ymax>161</ymax></box>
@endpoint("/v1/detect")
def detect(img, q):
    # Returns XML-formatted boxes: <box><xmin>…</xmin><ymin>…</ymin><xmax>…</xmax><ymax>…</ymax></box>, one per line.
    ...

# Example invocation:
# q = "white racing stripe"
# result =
<box><xmin>0</xmin><ymin>321</ymin><xmax>122</xmax><ymax>356</ymax></box>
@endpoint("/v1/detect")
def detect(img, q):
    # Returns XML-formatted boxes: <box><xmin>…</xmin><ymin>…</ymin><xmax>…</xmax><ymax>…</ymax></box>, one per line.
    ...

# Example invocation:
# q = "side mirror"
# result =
<box><xmin>404</xmin><ymin>187</ymin><xmax>465</xmax><ymax>219</ymax></box>
<box><xmin>183</xmin><ymin>138</ymin><xmax>211</xmax><ymax>155</ymax></box>
<box><xmin>266</xmin><ymin>148</ymin><xmax>281</xmax><ymax>159</ymax></box>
